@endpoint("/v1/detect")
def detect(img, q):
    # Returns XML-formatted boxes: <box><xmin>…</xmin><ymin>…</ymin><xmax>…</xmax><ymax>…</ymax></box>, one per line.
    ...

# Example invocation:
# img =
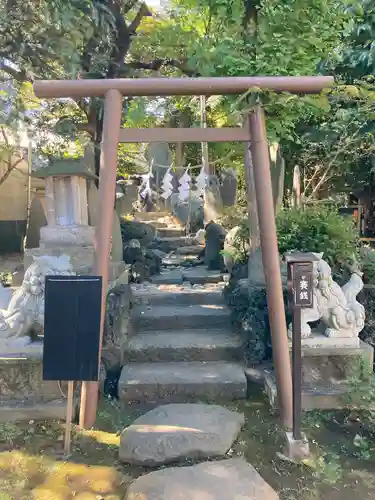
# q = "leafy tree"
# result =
<box><xmin>1</xmin><ymin>1</ymin><xmax>184</xmax><ymax>174</ymax></box>
<box><xmin>321</xmin><ymin>0</ymin><xmax>375</xmax><ymax>82</ymax></box>
<box><xmin>284</xmin><ymin>0</ymin><xmax>375</xmax><ymax>201</ymax></box>
<box><xmin>132</xmin><ymin>0</ymin><xmax>348</xmax><ymax>174</ymax></box>
<box><xmin>282</xmin><ymin>84</ymin><xmax>375</xmax><ymax>201</ymax></box>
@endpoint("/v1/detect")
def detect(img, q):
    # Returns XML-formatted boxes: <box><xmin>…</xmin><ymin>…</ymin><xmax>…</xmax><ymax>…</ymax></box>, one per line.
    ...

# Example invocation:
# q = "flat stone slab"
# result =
<box><xmin>119</xmin><ymin>403</ymin><xmax>244</xmax><ymax>465</ymax></box>
<box><xmin>118</xmin><ymin>361</ymin><xmax>247</xmax><ymax>403</ymax></box>
<box><xmin>125</xmin><ymin>458</ymin><xmax>279</xmax><ymax>500</ymax></box>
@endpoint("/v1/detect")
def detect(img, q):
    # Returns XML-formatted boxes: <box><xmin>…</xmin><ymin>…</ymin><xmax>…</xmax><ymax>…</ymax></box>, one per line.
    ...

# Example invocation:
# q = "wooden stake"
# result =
<box><xmin>64</xmin><ymin>381</ymin><xmax>74</xmax><ymax>455</ymax></box>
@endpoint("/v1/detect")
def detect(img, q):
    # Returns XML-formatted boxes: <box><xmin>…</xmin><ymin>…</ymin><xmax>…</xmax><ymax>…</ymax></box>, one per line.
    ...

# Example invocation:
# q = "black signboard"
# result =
<box><xmin>43</xmin><ymin>275</ymin><xmax>102</xmax><ymax>382</ymax></box>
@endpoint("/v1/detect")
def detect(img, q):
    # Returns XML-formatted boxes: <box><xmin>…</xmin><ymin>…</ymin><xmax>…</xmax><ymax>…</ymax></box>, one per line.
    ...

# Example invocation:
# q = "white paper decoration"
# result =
<box><xmin>178</xmin><ymin>169</ymin><xmax>191</xmax><ymax>201</ymax></box>
<box><xmin>139</xmin><ymin>162</ymin><xmax>154</xmax><ymax>200</ymax></box>
<box><xmin>139</xmin><ymin>173</ymin><xmax>152</xmax><ymax>200</ymax></box>
<box><xmin>161</xmin><ymin>168</ymin><xmax>174</xmax><ymax>199</ymax></box>
<box><xmin>195</xmin><ymin>165</ymin><xmax>207</xmax><ymax>196</ymax></box>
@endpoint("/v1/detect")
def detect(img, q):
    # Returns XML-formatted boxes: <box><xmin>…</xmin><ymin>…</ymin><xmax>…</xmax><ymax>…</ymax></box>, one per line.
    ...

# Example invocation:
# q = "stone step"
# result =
<box><xmin>132</xmin><ymin>304</ymin><xmax>231</xmax><ymax>331</ymax></box>
<box><xmin>162</xmin><ymin>254</ymin><xmax>202</xmax><ymax>267</ymax></box>
<box><xmin>182</xmin><ymin>267</ymin><xmax>229</xmax><ymax>285</ymax></box>
<box><xmin>150</xmin><ymin>269</ymin><xmax>184</xmax><ymax>285</ymax></box>
<box><xmin>154</xmin><ymin>236</ymin><xmax>198</xmax><ymax>250</ymax></box>
<box><xmin>124</xmin><ymin>329</ymin><xmax>243</xmax><ymax>363</ymax></box>
<box><xmin>138</xmin><ymin>221</ymin><xmax>168</xmax><ymax>229</ymax></box>
<box><xmin>150</xmin><ymin>268</ymin><xmax>228</xmax><ymax>285</ymax></box>
<box><xmin>157</xmin><ymin>227</ymin><xmax>186</xmax><ymax>238</ymax></box>
<box><xmin>131</xmin><ymin>283</ymin><xmax>225</xmax><ymax>306</ymax></box>
<box><xmin>134</xmin><ymin>211</ymin><xmax>169</xmax><ymax>221</ymax></box>
<box><xmin>118</xmin><ymin>361</ymin><xmax>247</xmax><ymax>403</ymax></box>
<box><xmin>176</xmin><ymin>245</ymin><xmax>204</xmax><ymax>255</ymax></box>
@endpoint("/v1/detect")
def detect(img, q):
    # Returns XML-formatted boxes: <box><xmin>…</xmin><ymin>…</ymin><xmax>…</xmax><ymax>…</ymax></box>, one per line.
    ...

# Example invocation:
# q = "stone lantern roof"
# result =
<box><xmin>32</xmin><ymin>158</ymin><xmax>97</xmax><ymax>180</ymax></box>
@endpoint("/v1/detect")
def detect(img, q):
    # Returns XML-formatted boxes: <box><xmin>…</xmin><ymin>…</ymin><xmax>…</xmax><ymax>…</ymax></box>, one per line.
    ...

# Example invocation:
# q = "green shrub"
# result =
<box><xmin>218</xmin><ymin>205</ymin><xmax>247</xmax><ymax>230</ymax></box>
<box><xmin>276</xmin><ymin>206</ymin><xmax>359</xmax><ymax>275</ymax></box>
<box><xmin>361</xmin><ymin>246</ymin><xmax>375</xmax><ymax>284</ymax></box>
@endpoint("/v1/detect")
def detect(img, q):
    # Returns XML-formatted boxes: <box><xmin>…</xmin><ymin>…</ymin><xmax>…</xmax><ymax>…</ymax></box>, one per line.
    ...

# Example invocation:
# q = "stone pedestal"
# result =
<box><xmin>0</xmin><ymin>342</ymin><xmax>72</xmax><ymax>422</ymax></box>
<box><xmin>24</xmin><ymin>247</ymin><xmax>127</xmax><ymax>287</ymax></box>
<box><xmin>265</xmin><ymin>334</ymin><xmax>374</xmax><ymax>410</ymax></box>
<box><xmin>298</xmin><ymin>336</ymin><xmax>373</xmax><ymax>386</ymax></box>
<box><xmin>40</xmin><ymin>224</ymin><xmax>95</xmax><ymax>247</ymax></box>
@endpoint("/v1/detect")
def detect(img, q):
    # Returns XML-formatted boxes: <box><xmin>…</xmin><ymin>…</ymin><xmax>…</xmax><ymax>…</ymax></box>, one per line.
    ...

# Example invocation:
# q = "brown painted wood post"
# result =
<box><xmin>79</xmin><ymin>89</ymin><xmax>123</xmax><ymax>429</ymax></box>
<box><xmin>248</xmin><ymin>105</ymin><xmax>293</xmax><ymax>429</ymax></box>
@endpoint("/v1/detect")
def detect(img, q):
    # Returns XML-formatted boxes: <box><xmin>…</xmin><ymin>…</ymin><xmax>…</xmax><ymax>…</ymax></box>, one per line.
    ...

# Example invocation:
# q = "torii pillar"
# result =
<box><xmin>34</xmin><ymin>76</ymin><xmax>333</xmax><ymax>430</ymax></box>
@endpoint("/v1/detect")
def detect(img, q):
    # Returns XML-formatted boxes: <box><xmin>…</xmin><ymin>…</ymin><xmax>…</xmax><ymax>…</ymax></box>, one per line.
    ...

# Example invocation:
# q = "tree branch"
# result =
<box><xmin>0</xmin><ymin>156</ymin><xmax>23</xmax><ymax>187</ymax></box>
<box><xmin>128</xmin><ymin>2</ymin><xmax>152</xmax><ymax>34</ymax></box>
<box><xmin>0</xmin><ymin>61</ymin><xmax>27</xmax><ymax>81</ymax></box>
<box><xmin>0</xmin><ymin>127</ymin><xmax>24</xmax><ymax>187</ymax></box>
<box><xmin>127</xmin><ymin>58</ymin><xmax>200</xmax><ymax>77</ymax></box>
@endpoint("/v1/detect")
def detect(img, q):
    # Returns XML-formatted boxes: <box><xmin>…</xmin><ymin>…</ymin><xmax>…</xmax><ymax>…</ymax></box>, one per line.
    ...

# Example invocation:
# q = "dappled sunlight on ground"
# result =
<box><xmin>0</xmin><ymin>418</ymin><xmax>130</xmax><ymax>499</ymax></box>
<box><xmin>83</xmin><ymin>429</ymin><xmax>121</xmax><ymax>446</ymax></box>
<box><xmin>0</xmin><ymin>449</ymin><xmax>125</xmax><ymax>499</ymax></box>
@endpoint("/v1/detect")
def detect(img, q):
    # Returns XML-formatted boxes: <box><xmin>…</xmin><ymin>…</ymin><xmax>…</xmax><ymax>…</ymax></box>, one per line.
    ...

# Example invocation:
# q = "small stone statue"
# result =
<box><xmin>0</xmin><ymin>255</ymin><xmax>75</xmax><ymax>348</ymax></box>
<box><xmin>288</xmin><ymin>254</ymin><xmax>365</xmax><ymax>339</ymax></box>
<box><xmin>204</xmin><ymin>222</ymin><xmax>227</xmax><ymax>271</ymax></box>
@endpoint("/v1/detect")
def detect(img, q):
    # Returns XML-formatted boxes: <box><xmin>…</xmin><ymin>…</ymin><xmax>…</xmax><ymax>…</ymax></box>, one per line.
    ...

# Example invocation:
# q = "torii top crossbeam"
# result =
<box><xmin>33</xmin><ymin>76</ymin><xmax>333</xmax><ymax>98</ymax></box>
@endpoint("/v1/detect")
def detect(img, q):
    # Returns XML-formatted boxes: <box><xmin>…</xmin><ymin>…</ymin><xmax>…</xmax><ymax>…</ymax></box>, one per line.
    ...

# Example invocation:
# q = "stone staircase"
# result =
<box><xmin>118</xmin><ymin>212</ymin><xmax>247</xmax><ymax>405</ymax></box>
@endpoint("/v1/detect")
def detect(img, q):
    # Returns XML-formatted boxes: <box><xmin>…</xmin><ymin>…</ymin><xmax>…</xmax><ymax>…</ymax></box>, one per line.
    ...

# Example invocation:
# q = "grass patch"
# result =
<box><xmin>1</xmin><ymin>393</ymin><xmax>375</xmax><ymax>499</ymax></box>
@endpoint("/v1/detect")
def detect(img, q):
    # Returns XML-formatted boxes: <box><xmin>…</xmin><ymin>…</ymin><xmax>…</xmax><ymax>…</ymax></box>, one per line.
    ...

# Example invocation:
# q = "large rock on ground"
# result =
<box><xmin>120</xmin><ymin>220</ymin><xmax>156</xmax><ymax>247</ymax></box>
<box><xmin>125</xmin><ymin>458</ymin><xmax>279</xmax><ymax>500</ymax></box>
<box><xmin>119</xmin><ymin>403</ymin><xmax>244</xmax><ymax>466</ymax></box>
<box><xmin>123</xmin><ymin>239</ymin><xmax>161</xmax><ymax>283</ymax></box>
<box><xmin>170</xmin><ymin>192</ymin><xmax>204</xmax><ymax>233</ymax></box>
<box><xmin>204</xmin><ymin>222</ymin><xmax>227</xmax><ymax>271</ymax></box>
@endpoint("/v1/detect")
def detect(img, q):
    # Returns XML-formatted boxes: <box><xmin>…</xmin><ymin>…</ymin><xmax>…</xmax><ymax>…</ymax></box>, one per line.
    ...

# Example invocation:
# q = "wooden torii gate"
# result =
<box><xmin>34</xmin><ymin>76</ymin><xmax>333</xmax><ymax>429</ymax></box>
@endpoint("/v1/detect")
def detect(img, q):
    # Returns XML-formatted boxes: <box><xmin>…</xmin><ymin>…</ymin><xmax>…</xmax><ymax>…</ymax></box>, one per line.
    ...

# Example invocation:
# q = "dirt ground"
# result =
<box><xmin>1</xmin><ymin>389</ymin><xmax>375</xmax><ymax>500</ymax></box>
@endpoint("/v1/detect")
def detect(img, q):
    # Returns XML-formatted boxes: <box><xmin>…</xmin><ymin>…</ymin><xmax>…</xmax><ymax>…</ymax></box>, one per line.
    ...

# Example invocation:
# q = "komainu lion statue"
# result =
<box><xmin>0</xmin><ymin>255</ymin><xmax>75</xmax><ymax>347</ymax></box>
<box><xmin>288</xmin><ymin>254</ymin><xmax>365</xmax><ymax>339</ymax></box>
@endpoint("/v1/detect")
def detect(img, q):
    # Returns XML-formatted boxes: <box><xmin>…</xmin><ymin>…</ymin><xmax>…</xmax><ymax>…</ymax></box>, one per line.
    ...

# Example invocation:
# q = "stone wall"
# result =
<box><xmin>224</xmin><ymin>269</ymin><xmax>289</xmax><ymax>366</ymax></box>
<box><xmin>102</xmin><ymin>283</ymin><xmax>133</xmax><ymax>372</ymax></box>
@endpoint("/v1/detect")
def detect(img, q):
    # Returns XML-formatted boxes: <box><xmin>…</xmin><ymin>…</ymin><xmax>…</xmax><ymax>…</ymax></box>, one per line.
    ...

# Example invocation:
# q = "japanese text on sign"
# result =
<box><xmin>293</xmin><ymin>263</ymin><xmax>313</xmax><ymax>308</ymax></box>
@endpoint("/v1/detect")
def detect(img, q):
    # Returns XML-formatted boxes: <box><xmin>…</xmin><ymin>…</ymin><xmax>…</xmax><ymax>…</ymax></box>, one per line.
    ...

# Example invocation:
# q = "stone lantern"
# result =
<box><xmin>37</xmin><ymin>159</ymin><xmax>96</xmax><ymax>247</ymax></box>
<box><xmin>25</xmin><ymin>159</ymin><xmax>126</xmax><ymax>285</ymax></box>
